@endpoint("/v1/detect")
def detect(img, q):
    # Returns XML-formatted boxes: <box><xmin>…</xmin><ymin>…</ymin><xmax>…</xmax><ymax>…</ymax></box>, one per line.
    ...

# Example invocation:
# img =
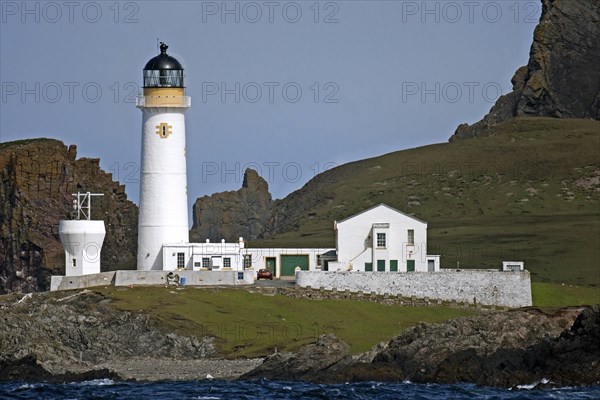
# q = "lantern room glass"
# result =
<box><xmin>143</xmin><ymin>69</ymin><xmax>184</xmax><ymax>88</ymax></box>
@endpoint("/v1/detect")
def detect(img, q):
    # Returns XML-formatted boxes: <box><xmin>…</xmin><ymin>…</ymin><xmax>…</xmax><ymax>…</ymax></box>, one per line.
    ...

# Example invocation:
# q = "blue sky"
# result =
<box><xmin>1</xmin><ymin>1</ymin><xmax>541</xmax><ymax>208</ymax></box>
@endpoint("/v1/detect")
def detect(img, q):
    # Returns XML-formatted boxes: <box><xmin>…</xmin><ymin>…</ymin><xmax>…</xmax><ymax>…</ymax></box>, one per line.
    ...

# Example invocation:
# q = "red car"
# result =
<box><xmin>257</xmin><ymin>269</ymin><xmax>273</xmax><ymax>280</ymax></box>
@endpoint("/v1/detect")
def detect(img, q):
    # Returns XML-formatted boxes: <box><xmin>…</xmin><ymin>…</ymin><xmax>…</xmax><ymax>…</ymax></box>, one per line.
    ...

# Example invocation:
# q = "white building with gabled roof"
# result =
<box><xmin>327</xmin><ymin>203</ymin><xmax>440</xmax><ymax>273</ymax></box>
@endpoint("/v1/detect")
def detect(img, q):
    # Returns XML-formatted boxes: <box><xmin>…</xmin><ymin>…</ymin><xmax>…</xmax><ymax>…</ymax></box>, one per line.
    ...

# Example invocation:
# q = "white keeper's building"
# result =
<box><xmin>163</xmin><ymin>203</ymin><xmax>440</xmax><ymax>277</ymax></box>
<box><xmin>328</xmin><ymin>204</ymin><xmax>440</xmax><ymax>273</ymax></box>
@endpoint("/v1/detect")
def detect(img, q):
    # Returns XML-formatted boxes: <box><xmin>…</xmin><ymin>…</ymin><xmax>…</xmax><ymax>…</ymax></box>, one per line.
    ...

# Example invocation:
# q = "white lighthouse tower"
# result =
<box><xmin>136</xmin><ymin>42</ymin><xmax>191</xmax><ymax>271</ymax></box>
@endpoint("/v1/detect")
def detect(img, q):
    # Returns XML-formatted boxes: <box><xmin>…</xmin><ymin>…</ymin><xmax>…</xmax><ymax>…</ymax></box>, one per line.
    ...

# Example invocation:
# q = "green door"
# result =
<box><xmin>390</xmin><ymin>260</ymin><xmax>398</xmax><ymax>272</ymax></box>
<box><xmin>266</xmin><ymin>257</ymin><xmax>276</xmax><ymax>273</ymax></box>
<box><xmin>281</xmin><ymin>255</ymin><xmax>309</xmax><ymax>276</ymax></box>
<box><xmin>407</xmin><ymin>260</ymin><xmax>415</xmax><ymax>272</ymax></box>
<box><xmin>365</xmin><ymin>262</ymin><xmax>373</xmax><ymax>272</ymax></box>
<box><xmin>377</xmin><ymin>260</ymin><xmax>385</xmax><ymax>271</ymax></box>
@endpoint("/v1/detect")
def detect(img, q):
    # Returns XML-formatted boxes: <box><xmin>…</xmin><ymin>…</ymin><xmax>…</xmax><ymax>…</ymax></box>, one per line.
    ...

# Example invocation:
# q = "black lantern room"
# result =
<box><xmin>143</xmin><ymin>42</ymin><xmax>184</xmax><ymax>88</ymax></box>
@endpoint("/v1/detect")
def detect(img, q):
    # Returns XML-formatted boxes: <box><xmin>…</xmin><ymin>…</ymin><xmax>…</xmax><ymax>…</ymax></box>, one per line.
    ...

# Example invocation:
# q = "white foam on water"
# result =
<box><xmin>77</xmin><ymin>378</ymin><xmax>115</xmax><ymax>386</ymax></box>
<box><xmin>516</xmin><ymin>378</ymin><xmax>550</xmax><ymax>390</ymax></box>
<box><xmin>15</xmin><ymin>383</ymin><xmax>39</xmax><ymax>390</ymax></box>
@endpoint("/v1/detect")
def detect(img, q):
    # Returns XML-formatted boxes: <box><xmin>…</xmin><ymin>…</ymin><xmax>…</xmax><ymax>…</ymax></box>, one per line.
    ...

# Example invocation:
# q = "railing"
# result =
<box><xmin>136</xmin><ymin>96</ymin><xmax>191</xmax><ymax>108</ymax></box>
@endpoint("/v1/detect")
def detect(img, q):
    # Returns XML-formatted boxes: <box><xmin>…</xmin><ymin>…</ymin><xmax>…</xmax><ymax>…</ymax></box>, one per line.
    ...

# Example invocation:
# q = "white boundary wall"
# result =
<box><xmin>51</xmin><ymin>270</ymin><xmax>254</xmax><ymax>291</ymax></box>
<box><xmin>296</xmin><ymin>269</ymin><xmax>532</xmax><ymax>308</ymax></box>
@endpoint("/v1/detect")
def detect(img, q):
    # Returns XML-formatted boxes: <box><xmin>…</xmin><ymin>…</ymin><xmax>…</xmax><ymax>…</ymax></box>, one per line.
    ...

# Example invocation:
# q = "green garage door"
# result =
<box><xmin>281</xmin><ymin>255</ymin><xmax>309</xmax><ymax>276</ymax></box>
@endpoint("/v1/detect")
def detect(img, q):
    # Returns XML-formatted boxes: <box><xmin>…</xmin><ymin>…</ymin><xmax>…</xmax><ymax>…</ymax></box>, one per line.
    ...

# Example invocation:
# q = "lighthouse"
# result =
<box><xmin>136</xmin><ymin>42</ymin><xmax>191</xmax><ymax>271</ymax></box>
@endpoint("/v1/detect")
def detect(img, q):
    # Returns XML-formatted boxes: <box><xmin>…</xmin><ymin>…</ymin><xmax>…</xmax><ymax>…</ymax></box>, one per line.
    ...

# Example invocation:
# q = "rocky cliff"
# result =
<box><xmin>243</xmin><ymin>306</ymin><xmax>600</xmax><ymax>388</ymax></box>
<box><xmin>0</xmin><ymin>289</ymin><xmax>215</xmax><ymax>381</ymax></box>
<box><xmin>190</xmin><ymin>169</ymin><xmax>273</xmax><ymax>242</ymax></box>
<box><xmin>0</xmin><ymin>139</ymin><xmax>138</xmax><ymax>294</ymax></box>
<box><xmin>450</xmin><ymin>0</ymin><xmax>600</xmax><ymax>141</ymax></box>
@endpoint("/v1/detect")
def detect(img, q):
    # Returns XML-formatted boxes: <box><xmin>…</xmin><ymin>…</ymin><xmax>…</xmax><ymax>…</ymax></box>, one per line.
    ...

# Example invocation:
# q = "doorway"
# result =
<box><xmin>427</xmin><ymin>260</ymin><xmax>435</xmax><ymax>272</ymax></box>
<box><xmin>266</xmin><ymin>257</ymin><xmax>276</xmax><ymax>275</ymax></box>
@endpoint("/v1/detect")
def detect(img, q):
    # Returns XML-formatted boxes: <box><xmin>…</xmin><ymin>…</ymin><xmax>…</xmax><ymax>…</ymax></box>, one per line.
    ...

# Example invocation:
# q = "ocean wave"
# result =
<box><xmin>76</xmin><ymin>378</ymin><xmax>115</xmax><ymax>386</ymax></box>
<box><xmin>516</xmin><ymin>378</ymin><xmax>550</xmax><ymax>390</ymax></box>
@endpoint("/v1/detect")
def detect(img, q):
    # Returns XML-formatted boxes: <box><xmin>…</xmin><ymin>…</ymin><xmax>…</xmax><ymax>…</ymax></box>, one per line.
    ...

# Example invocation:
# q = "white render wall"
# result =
<box><xmin>335</xmin><ymin>204</ymin><xmax>428</xmax><ymax>272</ymax></box>
<box><xmin>137</xmin><ymin>108</ymin><xmax>189</xmax><ymax>271</ymax></box>
<box><xmin>296</xmin><ymin>269</ymin><xmax>533</xmax><ymax>308</ymax></box>
<box><xmin>59</xmin><ymin>220</ymin><xmax>106</xmax><ymax>276</ymax></box>
<box><xmin>50</xmin><ymin>270</ymin><xmax>253</xmax><ymax>291</ymax></box>
<box><xmin>51</xmin><ymin>271</ymin><xmax>116</xmax><ymax>291</ymax></box>
<box><xmin>161</xmin><ymin>243</ymin><xmax>334</xmax><ymax>278</ymax></box>
<box><xmin>114</xmin><ymin>270</ymin><xmax>254</xmax><ymax>286</ymax></box>
<box><xmin>163</xmin><ymin>241</ymin><xmax>245</xmax><ymax>271</ymax></box>
<box><xmin>244</xmin><ymin>248</ymin><xmax>334</xmax><ymax>278</ymax></box>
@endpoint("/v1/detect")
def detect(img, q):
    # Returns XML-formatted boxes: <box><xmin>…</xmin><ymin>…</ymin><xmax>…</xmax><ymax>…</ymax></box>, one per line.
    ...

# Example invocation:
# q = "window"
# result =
<box><xmin>202</xmin><ymin>257</ymin><xmax>210</xmax><ymax>268</ymax></box>
<box><xmin>177</xmin><ymin>252</ymin><xmax>185</xmax><ymax>269</ymax></box>
<box><xmin>243</xmin><ymin>255</ymin><xmax>252</xmax><ymax>269</ymax></box>
<box><xmin>223</xmin><ymin>257</ymin><xmax>231</xmax><ymax>268</ymax></box>
<box><xmin>376</xmin><ymin>233</ymin><xmax>386</xmax><ymax>248</ymax></box>
<box><xmin>408</xmin><ymin>229</ymin><xmax>414</xmax><ymax>244</ymax></box>
<box><xmin>72</xmin><ymin>258</ymin><xmax>76</xmax><ymax>267</ymax></box>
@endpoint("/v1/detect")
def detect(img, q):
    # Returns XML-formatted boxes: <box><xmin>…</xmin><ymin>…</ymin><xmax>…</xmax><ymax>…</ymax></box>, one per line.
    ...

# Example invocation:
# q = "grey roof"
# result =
<box><xmin>335</xmin><ymin>203</ymin><xmax>427</xmax><ymax>225</ymax></box>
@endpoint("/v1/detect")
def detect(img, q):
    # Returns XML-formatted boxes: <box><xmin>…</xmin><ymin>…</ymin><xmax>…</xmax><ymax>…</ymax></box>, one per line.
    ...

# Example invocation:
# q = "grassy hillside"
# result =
<box><xmin>101</xmin><ymin>286</ymin><xmax>473</xmax><ymax>357</ymax></box>
<box><xmin>98</xmin><ymin>284</ymin><xmax>597</xmax><ymax>358</ymax></box>
<box><xmin>531</xmin><ymin>282</ymin><xmax>599</xmax><ymax>307</ymax></box>
<box><xmin>253</xmin><ymin>118</ymin><xmax>599</xmax><ymax>287</ymax></box>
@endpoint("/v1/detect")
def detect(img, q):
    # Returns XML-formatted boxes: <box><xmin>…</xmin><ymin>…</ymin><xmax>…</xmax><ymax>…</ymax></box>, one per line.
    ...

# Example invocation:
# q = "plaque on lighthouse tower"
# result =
<box><xmin>156</xmin><ymin>122</ymin><xmax>173</xmax><ymax>139</ymax></box>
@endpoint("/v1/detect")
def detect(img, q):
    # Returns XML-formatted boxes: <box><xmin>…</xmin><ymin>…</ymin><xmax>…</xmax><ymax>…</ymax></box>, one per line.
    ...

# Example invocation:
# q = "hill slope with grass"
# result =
<box><xmin>243</xmin><ymin>118</ymin><xmax>599</xmax><ymax>287</ymax></box>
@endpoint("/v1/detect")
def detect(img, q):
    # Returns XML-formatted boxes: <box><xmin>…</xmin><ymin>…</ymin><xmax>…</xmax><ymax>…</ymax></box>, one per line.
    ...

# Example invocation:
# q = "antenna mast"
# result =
<box><xmin>71</xmin><ymin>192</ymin><xmax>104</xmax><ymax>220</ymax></box>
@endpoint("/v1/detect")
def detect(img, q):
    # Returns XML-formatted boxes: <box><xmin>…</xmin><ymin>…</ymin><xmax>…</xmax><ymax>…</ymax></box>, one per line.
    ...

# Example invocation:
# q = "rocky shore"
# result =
<box><xmin>0</xmin><ymin>289</ymin><xmax>259</xmax><ymax>382</ymax></box>
<box><xmin>1</xmin><ymin>289</ymin><xmax>598</xmax><ymax>387</ymax></box>
<box><xmin>242</xmin><ymin>306</ymin><xmax>600</xmax><ymax>388</ymax></box>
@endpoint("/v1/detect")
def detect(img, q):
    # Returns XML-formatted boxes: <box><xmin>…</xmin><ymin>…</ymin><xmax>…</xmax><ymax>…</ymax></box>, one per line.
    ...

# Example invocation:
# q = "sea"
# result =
<box><xmin>1</xmin><ymin>379</ymin><xmax>599</xmax><ymax>400</ymax></box>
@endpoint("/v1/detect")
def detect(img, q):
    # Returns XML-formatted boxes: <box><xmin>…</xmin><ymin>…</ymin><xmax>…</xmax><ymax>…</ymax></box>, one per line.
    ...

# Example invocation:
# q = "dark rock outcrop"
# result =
<box><xmin>190</xmin><ymin>169</ymin><xmax>273</xmax><ymax>242</ymax></box>
<box><xmin>0</xmin><ymin>355</ymin><xmax>120</xmax><ymax>383</ymax></box>
<box><xmin>242</xmin><ymin>307</ymin><xmax>600</xmax><ymax>387</ymax></box>
<box><xmin>0</xmin><ymin>289</ymin><xmax>214</xmax><ymax>380</ymax></box>
<box><xmin>450</xmin><ymin>0</ymin><xmax>600</xmax><ymax>141</ymax></box>
<box><xmin>371</xmin><ymin>306</ymin><xmax>598</xmax><ymax>387</ymax></box>
<box><xmin>0</xmin><ymin>139</ymin><xmax>138</xmax><ymax>294</ymax></box>
<box><xmin>240</xmin><ymin>333</ymin><xmax>351</xmax><ymax>382</ymax></box>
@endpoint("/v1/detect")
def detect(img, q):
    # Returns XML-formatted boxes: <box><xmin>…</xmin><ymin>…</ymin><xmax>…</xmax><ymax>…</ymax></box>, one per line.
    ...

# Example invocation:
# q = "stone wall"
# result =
<box><xmin>295</xmin><ymin>269</ymin><xmax>532</xmax><ymax>308</ymax></box>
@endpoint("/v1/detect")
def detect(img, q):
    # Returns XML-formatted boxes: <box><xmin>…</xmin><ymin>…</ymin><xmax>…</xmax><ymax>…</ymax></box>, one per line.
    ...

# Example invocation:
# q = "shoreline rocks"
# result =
<box><xmin>241</xmin><ymin>306</ymin><xmax>600</xmax><ymax>388</ymax></box>
<box><xmin>1</xmin><ymin>288</ymin><xmax>598</xmax><ymax>387</ymax></box>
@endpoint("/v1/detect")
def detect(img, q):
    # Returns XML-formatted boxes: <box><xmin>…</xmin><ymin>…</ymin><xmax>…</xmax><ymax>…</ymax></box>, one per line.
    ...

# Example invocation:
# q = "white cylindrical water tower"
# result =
<box><xmin>59</xmin><ymin>220</ymin><xmax>106</xmax><ymax>276</ymax></box>
<box><xmin>59</xmin><ymin>193</ymin><xmax>106</xmax><ymax>276</ymax></box>
<box><xmin>136</xmin><ymin>43</ymin><xmax>191</xmax><ymax>271</ymax></box>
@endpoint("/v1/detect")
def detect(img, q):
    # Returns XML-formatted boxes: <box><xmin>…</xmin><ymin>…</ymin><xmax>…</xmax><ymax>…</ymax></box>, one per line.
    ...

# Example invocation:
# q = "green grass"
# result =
<box><xmin>0</xmin><ymin>137</ymin><xmax>59</xmax><ymax>150</ymax></box>
<box><xmin>532</xmin><ymin>282</ymin><xmax>600</xmax><ymax>307</ymax></box>
<box><xmin>98</xmin><ymin>286</ymin><xmax>473</xmax><ymax>357</ymax></box>
<box><xmin>250</xmin><ymin>118</ymin><xmax>600</xmax><ymax>287</ymax></box>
